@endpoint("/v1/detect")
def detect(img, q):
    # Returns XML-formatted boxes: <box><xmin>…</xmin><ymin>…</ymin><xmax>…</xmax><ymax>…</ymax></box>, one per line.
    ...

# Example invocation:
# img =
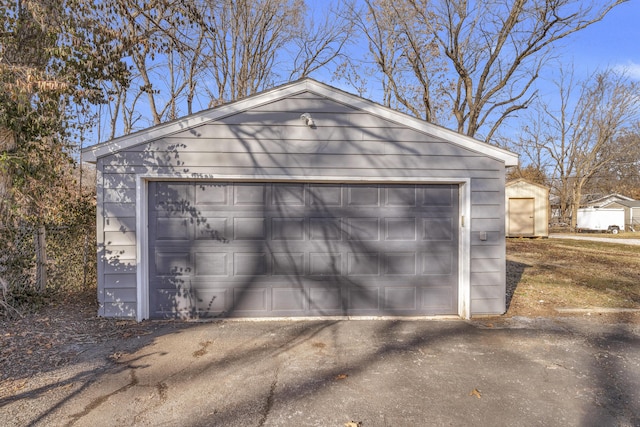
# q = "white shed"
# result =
<box><xmin>505</xmin><ymin>179</ymin><xmax>549</xmax><ymax>237</ymax></box>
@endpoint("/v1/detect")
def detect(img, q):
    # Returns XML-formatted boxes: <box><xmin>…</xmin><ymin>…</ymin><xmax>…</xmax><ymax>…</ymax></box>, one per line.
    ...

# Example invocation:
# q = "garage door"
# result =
<box><xmin>148</xmin><ymin>182</ymin><xmax>459</xmax><ymax>318</ymax></box>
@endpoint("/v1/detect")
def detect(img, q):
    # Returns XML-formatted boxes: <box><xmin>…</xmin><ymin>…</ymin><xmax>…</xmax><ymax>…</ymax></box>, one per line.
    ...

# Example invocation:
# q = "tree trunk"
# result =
<box><xmin>570</xmin><ymin>187</ymin><xmax>583</xmax><ymax>231</ymax></box>
<box><xmin>0</xmin><ymin>128</ymin><xmax>15</xmax><ymax>222</ymax></box>
<box><xmin>34</xmin><ymin>226</ymin><xmax>47</xmax><ymax>292</ymax></box>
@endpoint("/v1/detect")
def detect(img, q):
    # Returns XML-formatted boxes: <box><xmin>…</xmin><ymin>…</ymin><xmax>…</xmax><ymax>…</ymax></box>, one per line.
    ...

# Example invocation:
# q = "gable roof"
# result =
<box><xmin>506</xmin><ymin>178</ymin><xmax>549</xmax><ymax>190</ymax></box>
<box><xmin>585</xmin><ymin>193</ymin><xmax>636</xmax><ymax>207</ymax></box>
<box><xmin>603</xmin><ymin>200</ymin><xmax>640</xmax><ymax>208</ymax></box>
<box><xmin>82</xmin><ymin>78</ymin><xmax>518</xmax><ymax>166</ymax></box>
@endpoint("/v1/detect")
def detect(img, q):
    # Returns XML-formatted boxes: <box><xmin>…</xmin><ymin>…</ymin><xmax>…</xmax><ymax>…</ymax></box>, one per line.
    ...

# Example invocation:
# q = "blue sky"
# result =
<box><xmin>496</xmin><ymin>0</ymin><xmax>640</xmax><ymax>143</ymax></box>
<box><xmin>90</xmin><ymin>1</ymin><xmax>639</xmax><ymax>145</ymax></box>
<box><xmin>317</xmin><ymin>0</ymin><xmax>640</xmax><ymax>140</ymax></box>
<box><xmin>565</xmin><ymin>1</ymin><xmax>640</xmax><ymax>80</ymax></box>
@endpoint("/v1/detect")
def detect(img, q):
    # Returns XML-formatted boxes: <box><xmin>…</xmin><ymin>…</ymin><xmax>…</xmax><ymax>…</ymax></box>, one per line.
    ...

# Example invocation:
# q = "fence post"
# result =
<box><xmin>34</xmin><ymin>225</ymin><xmax>47</xmax><ymax>292</ymax></box>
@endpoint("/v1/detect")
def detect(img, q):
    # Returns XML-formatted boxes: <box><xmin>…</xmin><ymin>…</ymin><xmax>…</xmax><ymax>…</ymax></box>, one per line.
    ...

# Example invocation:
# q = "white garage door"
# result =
<box><xmin>148</xmin><ymin>182</ymin><xmax>459</xmax><ymax>318</ymax></box>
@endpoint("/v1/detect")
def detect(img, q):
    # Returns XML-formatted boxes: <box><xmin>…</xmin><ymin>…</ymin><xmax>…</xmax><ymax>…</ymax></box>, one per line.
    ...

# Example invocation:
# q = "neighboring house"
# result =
<box><xmin>505</xmin><ymin>179</ymin><xmax>549</xmax><ymax>237</ymax></box>
<box><xmin>584</xmin><ymin>193</ymin><xmax>635</xmax><ymax>208</ymax></box>
<box><xmin>82</xmin><ymin>78</ymin><xmax>518</xmax><ymax>321</ymax></box>
<box><xmin>550</xmin><ymin>193</ymin><xmax>636</xmax><ymax>225</ymax></box>
<box><xmin>601</xmin><ymin>200</ymin><xmax>640</xmax><ymax>231</ymax></box>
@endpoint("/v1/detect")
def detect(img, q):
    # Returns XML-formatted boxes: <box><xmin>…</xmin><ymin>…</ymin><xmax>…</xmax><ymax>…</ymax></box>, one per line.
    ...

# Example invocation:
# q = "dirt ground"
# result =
<box><xmin>0</xmin><ymin>293</ymin><xmax>169</xmax><ymax>385</ymax></box>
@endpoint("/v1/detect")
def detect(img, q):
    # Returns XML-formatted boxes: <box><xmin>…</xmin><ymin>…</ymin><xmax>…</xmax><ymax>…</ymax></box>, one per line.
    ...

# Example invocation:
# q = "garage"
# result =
<box><xmin>83</xmin><ymin>78</ymin><xmax>518</xmax><ymax>320</ymax></box>
<box><xmin>149</xmin><ymin>182</ymin><xmax>458</xmax><ymax>318</ymax></box>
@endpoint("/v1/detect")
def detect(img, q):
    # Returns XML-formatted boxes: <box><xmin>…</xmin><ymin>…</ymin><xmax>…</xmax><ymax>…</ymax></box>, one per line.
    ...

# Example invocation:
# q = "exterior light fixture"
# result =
<box><xmin>300</xmin><ymin>113</ymin><xmax>316</xmax><ymax>128</ymax></box>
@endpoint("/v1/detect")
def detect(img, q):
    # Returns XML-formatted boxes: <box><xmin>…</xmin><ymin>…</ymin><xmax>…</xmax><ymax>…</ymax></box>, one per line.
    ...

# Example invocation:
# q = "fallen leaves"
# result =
<box><xmin>109</xmin><ymin>352</ymin><xmax>124</xmax><ymax>361</ymax></box>
<box><xmin>0</xmin><ymin>299</ymin><xmax>161</xmax><ymax>384</ymax></box>
<box><xmin>192</xmin><ymin>340</ymin><xmax>213</xmax><ymax>358</ymax></box>
<box><xmin>470</xmin><ymin>388</ymin><xmax>482</xmax><ymax>399</ymax></box>
<box><xmin>335</xmin><ymin>373</ymin><xmax>348</xmax><ymax>380</ymax></box>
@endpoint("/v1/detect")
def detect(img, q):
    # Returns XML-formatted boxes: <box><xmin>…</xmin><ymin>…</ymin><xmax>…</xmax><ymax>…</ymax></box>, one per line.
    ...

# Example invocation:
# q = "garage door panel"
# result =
<box><xmin>155</xmin><ymin>252</ymin><xmax>190</xmax><ymax>276</ymax></box>
<box><xmin>385</xmin><ymin>218</ymin><xmax>417</xmax><ymax>240</ymax></box>
<box><xmin>309</xmin><ymin>252</ymin><xmax>343</xmax><ymax>276</ymax></box>
<box><xmin>421</xmin><ymin>286</ymin><xmax>455</xmax><ymax>312</ymax></box>
<box><xmin>271</xmin><ymin>218</ymin><xmax>305</xmax><ymax>240</ymax></box>
<box><xmin>422</xmin><ymin>218</ymin><xmax>454</xmax><ymax>241</ymax></box>
<box><xmin>233</xmin><ymin>288</ymin><xmax>267</xmax><ymax>311</ymax></box>
<box><xmin>347</xmin><ymin>185</ymin><xmax>380</xmax><ymax>207</ymax></box>
<box><xmin>347</xmin><ymin>253</ymin><xmax>380</xmax><ymax>276</ymax></box>
<box><xmin>271</xmin><ymin>288</ymin><xmax>306</xmax><ymax>311</ymax></box>
<box><xmin>348</xmin><ymin>287</ymin><xmax>380</xmax><ymax>310</ymax></box>
<box><xmin>272</xmin><ymin>184</ymin><xmax>305</xmax><ymax>206</ymax></box>
<box><xmin>420</xmin><ymin>186</ymin><xmax>453</xmax><ymax>206</ymax></box>
<box><xmin>152</xmin><ymin>287</ymin><xmax>230</xmax><ymax>319</ymax></box>
<box><xmin>154</xmin><ymin>182</ymin><xmax>193</xmax><ymax>210</ymax></box>
<box><xmin>233</xmin><ymin>253</ymin><xmax>268</xmax><ymax>275</ymax></box>
<box><xmin>152</xmin><ymin>288</ymin><xmax>190</xmax><ymax>318</ymax></box>
<box><xmin>149</xmin><ymin>182</ymin><xmax>458</xmax><ymax>318</ymax></box>
<box><xmin>233</xmin><ymin>218</ymin><xmax>266</xmax><ymax>240</ymax></box>
<box><xmin>347</xmin><ymin>218</ymin><xmax>380</xmax><ymax>241</ymax></box>
<box><xmin>384</xmin><ymin>186</ymin><xmax>416</xmax><ymax>207</ymax></box>
<box><xmin>195</xmin><ymin>217</ymin><xmax>229</xmax><ymax>241</ymax></box>
<box><xmin>309</xmin><ymin>185</ymin><xmax>342</xmax><ymax>207</ymax></box>
<box><xmin>384</xmin><ymin>287</ymin><xmax>417</xmax><ymax>310</ymax></box>
<box><xmin>384</xmin><ymin>253</ymin><xmax>416</xmax><ymax>275</ymax></box>
<box><xmin>272</xmin><ymin>253</ymin><xmax>305</xmax><ymax>275</ymax></box>
<box><xmin>156</xmin><ymin>218</ymin><xmax>191</xmax><ymax>240</ymax></box>
<box><xmin>421</xmin><ymin>252</ymin><xmax>453</xmax><ymax>275</ymax></box>
<box><xmin>309</xmin><ymin>218</ymin><xmax>342</xmax><ymax>240</ymax></box>
<box><xmin>195</xmin><ymin>252</ymin><xmax>229</xmax><ymax>276</ymax></box>
<box><xmin>195</xmin><ymin>183</ymin><xmax>229</xmax><ymax>205</ymax></box>
<box><xmin>234</xmin><ymin>184</ymin><xmax>266</xmax><ymax>205</ymax></box>
<box><xmin>309</xmin><ymin>287</ymin><xmax>342</xmax><ymax>311</ymax></box>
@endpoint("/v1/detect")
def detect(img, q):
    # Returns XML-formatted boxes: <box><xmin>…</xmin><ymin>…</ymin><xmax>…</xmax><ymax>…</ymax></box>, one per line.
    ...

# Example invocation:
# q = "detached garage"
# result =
<box><xmin>83</xmin><ymin>79</ymin><xmax>518</xmax><ymax>320</ymax></box>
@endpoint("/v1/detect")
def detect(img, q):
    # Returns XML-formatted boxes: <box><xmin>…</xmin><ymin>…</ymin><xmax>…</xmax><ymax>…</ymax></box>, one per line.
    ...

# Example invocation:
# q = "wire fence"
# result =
<box><xmin>0</xmin><ymin>222</ymin><xmax>96</xmax><ymax>316</ymax></box>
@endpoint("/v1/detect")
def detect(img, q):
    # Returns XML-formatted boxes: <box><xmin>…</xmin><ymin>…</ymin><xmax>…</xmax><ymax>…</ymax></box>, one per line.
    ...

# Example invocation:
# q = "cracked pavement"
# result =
<box><xmin>1</xmin><ymin>317</ymin><xmax>639</xmax><ymax>426</ymax></box>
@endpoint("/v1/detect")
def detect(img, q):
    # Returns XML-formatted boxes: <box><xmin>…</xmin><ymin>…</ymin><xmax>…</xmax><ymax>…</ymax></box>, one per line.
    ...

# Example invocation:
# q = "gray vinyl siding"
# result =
<box><xmin>470</xmin><ymin>175</ymin><xmax>506</xmax><ymax>314</ymax></box>
<box><xmin>97</xmin><ymin>160</ymin><xmax>138</xmax><ymax>317</ymax></box>
<box><xmin>95</xmin><ymin>92</ymin><xmax>507</xmax><ymax>318</ymax></box>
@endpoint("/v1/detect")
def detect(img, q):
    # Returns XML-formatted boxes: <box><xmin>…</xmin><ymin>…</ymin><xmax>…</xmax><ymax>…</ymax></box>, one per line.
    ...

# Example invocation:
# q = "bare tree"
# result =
<box><xmin>100</xmin><ymin>0</ymin><xmax>198</xmax><ymax>128</ymax></box>
<box><xmin>352</xmin><ymin>0</ymin><xmax>627</xmax><ymax>140</ymax></box>
<box><xmin>97</xmin><ymin>0</ymin><xmax>351</xmax><ymax>138</ymax></box>
<box><xmin>517</xmin><ymin>70</ymin><xmax>640</xmax><ymax>227</ymax></box>
<box><xmin>200</xmin><ymin>0</ymin><xmax>305</xmax><ymax>106</ymax></box>
<box><xmin>351</xmin><ymin>0</ymin><xmax>450</xmax><ymax>121</ymax></box>
<box><xmin>587</xmin><ymin>128</ymin><xmax>640</xmax><ymax>200</ymax></box>
<box><xmin>287</xmin><ymin>3</ymin><xmax>353</xmax><ymax>82</ymax></box>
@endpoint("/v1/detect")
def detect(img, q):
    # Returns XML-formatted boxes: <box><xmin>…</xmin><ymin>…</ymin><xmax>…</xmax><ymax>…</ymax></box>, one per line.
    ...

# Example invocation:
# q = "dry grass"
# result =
<box><xmin>506</xmin><ymin>238</ymin><xmax>640</xmax><ymax>319</ymax></box>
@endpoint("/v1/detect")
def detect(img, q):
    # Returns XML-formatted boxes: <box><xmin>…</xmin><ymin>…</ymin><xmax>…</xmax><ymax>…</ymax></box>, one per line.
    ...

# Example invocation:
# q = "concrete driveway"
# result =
<box><xmin>1</xmin><ymin>317</ymin><xmax>639</xmax><ymax>427</ymax></box>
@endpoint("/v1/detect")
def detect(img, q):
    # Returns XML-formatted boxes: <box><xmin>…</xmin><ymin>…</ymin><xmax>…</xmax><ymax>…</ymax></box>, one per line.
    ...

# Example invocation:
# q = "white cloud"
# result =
<box><xmin>614</xmin><ymin>62</ymin><xmax>640</xmax><ymax>80</ymax></box>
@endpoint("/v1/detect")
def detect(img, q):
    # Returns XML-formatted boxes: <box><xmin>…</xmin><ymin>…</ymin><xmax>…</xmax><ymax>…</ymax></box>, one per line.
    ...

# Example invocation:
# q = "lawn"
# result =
<box><xmin>506</xmin><ymin>238</ymin><xmax>640</xmax><ymax>318</ymax></box>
